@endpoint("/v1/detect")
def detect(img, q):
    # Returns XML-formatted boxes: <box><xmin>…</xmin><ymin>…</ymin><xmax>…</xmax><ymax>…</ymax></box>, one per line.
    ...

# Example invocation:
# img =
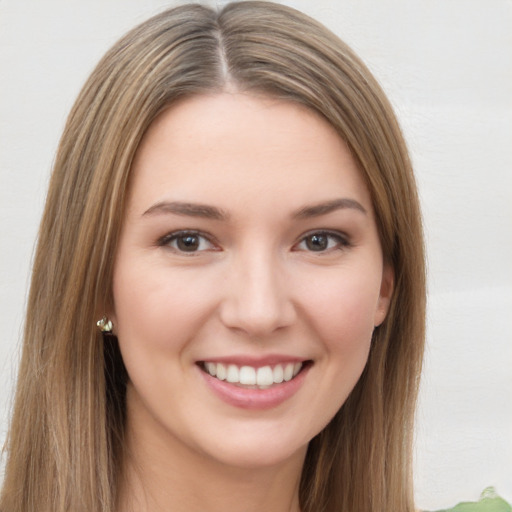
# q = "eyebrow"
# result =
<box><xmin>143</xmin><ymin>201</ymin><xmax>229</xmax><ymax>221</ymax></box>
<box><xmin>142</xmin><ymin>197</ymin><xmax>366</xmax><ymax>221</ymax></box>
<box><xmin>293</xmin><ymin>198</ymin><xmax>367</xmax><ymax>219</ymax></box>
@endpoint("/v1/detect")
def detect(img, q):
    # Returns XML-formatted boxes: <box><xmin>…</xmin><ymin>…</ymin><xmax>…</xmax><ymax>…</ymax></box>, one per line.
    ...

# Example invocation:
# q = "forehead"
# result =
<box><xmin>128</xmin><ymin>92</ymin><xmax>372</xmax><ymax>216</ymax></box>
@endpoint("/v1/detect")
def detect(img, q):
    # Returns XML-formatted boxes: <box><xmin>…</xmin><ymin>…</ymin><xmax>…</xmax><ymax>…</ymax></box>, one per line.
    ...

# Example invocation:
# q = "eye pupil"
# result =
<box><xmin>177</xmin><ymin>234</ymin><xmax>199</xmax><ymax>251</ymax></box>
<box><xmin>306</xmin><ymin>234</ymin><xmax>328</xmax><ymax>251</ymax></box>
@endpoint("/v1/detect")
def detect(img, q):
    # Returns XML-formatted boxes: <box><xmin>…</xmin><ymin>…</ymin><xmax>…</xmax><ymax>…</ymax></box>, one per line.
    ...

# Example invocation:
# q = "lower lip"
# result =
<box><xmin>199</xmin><ymin>365</ymin><xmax>310</xmax><ymax>410</ymax></box>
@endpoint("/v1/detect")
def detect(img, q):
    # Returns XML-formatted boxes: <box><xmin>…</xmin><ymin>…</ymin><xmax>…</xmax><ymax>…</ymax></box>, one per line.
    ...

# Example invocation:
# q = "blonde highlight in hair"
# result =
<box><xmin>1</xmin><ymin>3</ymin><xmax>425</xmax><ymax>512</ymax></box>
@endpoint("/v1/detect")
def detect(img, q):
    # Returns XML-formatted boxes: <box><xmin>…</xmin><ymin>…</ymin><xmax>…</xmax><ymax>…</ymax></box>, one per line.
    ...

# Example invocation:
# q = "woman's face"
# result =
<box><xmin>111</xmin><ymin>92</ymin><xmax>393</xmax><ymax>470</ymax></box>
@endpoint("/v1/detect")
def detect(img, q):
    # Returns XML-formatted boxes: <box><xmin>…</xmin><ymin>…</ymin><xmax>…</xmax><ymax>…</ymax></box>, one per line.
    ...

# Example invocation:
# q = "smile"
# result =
<box><xmin>201</xmin><ymin>361</ymin><xmax>303</xmax><ymax>389</ymax></box>
<box><xmin>198</xmin><ymin>359</ymin><xmax>312</xmax><ymax>410</ymax></box>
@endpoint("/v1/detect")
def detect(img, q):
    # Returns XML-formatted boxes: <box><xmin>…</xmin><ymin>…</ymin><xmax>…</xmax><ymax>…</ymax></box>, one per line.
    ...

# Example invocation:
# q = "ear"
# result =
<box><xmin>106</xmin><ymin>303</ymin><xmax>118</xmax><ymax>335</ymax></box>
<box><xmin>96</xmin><ymin>299</ymin><xmax>117</xmax><ymax>335</ymax></box>
<box><xmin>106</xmin><ymin>312</ymin><xmax>117</xmax><ymax>336</ymax></box>
<box><xmin>374</xmin><ymin>263</ymin><xmax>394</xmax><ymax>327</ymax></box>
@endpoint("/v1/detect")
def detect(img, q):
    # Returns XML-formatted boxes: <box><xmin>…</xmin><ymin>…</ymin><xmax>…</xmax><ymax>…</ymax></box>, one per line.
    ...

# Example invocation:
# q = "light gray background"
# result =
<box><xmin>1</xmin><ymin>1</ymin><xmax>511</xmax><ymax>509</ymax></box>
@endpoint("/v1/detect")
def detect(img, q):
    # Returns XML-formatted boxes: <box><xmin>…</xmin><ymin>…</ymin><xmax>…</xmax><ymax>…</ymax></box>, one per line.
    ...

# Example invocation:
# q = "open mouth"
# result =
<box><xmin>198</xmin><ymin>360</ymin><xmax>311</xmax><ymax>390</ymax></box>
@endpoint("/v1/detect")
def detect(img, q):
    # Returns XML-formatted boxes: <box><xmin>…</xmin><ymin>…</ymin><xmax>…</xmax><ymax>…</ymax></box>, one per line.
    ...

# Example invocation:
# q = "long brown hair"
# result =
<box><xmin>0</xmin><ymin>3</ymin><xmax>425</xmax><ymax>511</ymax></box>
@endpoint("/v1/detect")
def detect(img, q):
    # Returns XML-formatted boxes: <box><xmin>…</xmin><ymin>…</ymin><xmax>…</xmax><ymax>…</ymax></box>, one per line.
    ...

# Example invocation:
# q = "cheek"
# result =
<box><xmin>292</xmin><ymin>269</ymin><xmax>381</xmax><ymax>435</ymax></box>
<box><xmin>302</xmin><ymin>267</ymin><xmax>382</xmax><ymax>347</ymax></box>
<box><xmin>111</xmin><ymin>264</ymin><xmax>225</xmax><ymax>427</ymax></box>
<box><xmin>112</xmin><ymin>263</ymin><xmax>220</xmax><ymax>358</ymax></box>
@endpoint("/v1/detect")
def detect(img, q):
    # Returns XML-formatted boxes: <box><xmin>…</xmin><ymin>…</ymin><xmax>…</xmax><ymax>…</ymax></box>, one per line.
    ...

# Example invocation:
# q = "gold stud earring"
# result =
<box><xmin>96</xmin><ymin>316</ymin><xmax>113</xmax><ymax>333</ymax></box>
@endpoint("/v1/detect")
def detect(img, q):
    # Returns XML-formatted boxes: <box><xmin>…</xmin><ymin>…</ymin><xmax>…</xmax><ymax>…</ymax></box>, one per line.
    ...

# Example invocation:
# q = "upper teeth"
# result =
<box><xmin>204</xmin><ymin>362</ymin><xmax>302</xmax><ymax>387</ymax></box>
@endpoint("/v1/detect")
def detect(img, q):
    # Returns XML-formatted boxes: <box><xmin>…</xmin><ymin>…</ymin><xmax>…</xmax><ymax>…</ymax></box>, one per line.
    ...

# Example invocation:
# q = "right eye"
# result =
<box><xmin>293</xmin><ymin>230</ymin><xmax>351</xmax><ymax>254</ymax></box>
<box><xmin>159</xmin><ymin>231</ymin><xmax>216</xmax><ymax>254</ymax></box>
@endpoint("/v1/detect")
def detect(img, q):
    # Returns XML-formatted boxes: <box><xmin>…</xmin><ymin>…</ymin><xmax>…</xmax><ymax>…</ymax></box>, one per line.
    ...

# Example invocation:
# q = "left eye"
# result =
<box><xmin>295</xmin><ymin>232</ymin><xmax>348</xmax><ymax>252</ymax></box>
<box><xmin>160</xmin><ymin>231</ymin><xmax>215</xmax><ymax>253</ymax></box>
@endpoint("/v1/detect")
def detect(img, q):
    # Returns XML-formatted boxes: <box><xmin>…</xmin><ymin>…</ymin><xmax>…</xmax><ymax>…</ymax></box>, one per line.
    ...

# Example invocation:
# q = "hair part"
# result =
<box><xmin>1</xmin><ymin>3</ymin><xmax>425</xmax><ymax>511</ymax></box>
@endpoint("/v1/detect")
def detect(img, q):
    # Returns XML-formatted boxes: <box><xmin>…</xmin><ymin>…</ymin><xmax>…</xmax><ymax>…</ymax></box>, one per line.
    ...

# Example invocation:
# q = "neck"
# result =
<box><xmin>117</xmin><ymin>391</ymin><xmax>305</xmax><ymax>512</ymax></box>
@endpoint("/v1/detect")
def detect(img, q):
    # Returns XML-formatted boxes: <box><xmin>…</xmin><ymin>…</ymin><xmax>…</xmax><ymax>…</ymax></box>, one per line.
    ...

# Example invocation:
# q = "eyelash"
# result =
<box><xmin>157</xmin><ymin>230</ymin><xmax>218</xmax><ymax>254</ymax></box>
<box><xmin>157</xmin><ymin>230</ymin><xmax>350</xmax><ymax>255</ymax></box>
<box><xmin>293</xmin><ymin>231</ymin><xmax>351</xmax><ymax>253</ymax></box>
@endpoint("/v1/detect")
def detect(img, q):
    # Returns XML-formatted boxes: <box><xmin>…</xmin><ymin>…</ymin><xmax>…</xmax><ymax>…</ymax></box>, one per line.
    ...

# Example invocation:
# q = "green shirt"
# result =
<box><xmin>431</xmin><ymin>488</ymin><xmax>511</xmax><ymax>512</ymax></box>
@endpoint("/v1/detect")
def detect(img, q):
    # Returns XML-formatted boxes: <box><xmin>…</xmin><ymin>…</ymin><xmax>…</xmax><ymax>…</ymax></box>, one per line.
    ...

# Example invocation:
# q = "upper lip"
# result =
<box><xmin>196</xmin><ymin>355</ymin><xmax>310</xmax><ymax>368</ymax></box>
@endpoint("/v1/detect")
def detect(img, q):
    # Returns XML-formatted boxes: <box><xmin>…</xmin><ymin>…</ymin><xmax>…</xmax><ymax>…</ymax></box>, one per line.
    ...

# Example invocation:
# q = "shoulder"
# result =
<box><xmin>427</xmin><ymin>488</ymin><xmax>512</xmax><ymax>512</ymax></box>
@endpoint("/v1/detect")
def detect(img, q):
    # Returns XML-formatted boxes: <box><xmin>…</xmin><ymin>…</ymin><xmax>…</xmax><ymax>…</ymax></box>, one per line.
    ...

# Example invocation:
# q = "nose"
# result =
<box><xmin>219</xmin><ymin>249</ymin><xmax>296</xmax><ymax>337</ymax></box>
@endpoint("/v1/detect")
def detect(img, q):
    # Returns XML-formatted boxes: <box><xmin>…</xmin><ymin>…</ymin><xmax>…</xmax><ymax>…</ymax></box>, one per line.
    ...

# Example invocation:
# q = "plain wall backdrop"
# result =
<box><xmin>1</xmin><ymin>1</ymin><xmax>511</xmax><ymax>509</ymax></box>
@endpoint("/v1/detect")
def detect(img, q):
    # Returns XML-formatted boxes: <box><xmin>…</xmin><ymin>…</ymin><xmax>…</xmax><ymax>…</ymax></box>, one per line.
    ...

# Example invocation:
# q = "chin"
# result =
<box><xmin>198</xmin><ymin>432</ymin><xmax>310</xmax><ymax>471</ymax></box>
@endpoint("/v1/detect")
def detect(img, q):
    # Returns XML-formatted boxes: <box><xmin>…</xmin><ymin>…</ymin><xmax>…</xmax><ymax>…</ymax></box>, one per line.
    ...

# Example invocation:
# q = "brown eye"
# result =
<box><xmin>176</xmin><ymin>234</ymin><xmax>200</xmax><ymax>252</ymax></box>
<box><xmin>296</xmin><ymin>231</ymin><xmax>349</xmax><ymax>253</ymax></box>
<box><xmin>160</xmin><ymin>231</ymin><xmax>215</xmax><ymax>254</ymax></box>
<box><xmin>305</xmin><ymin>234</ymin><xmax>329</xmax><ymax>251</ymax></box>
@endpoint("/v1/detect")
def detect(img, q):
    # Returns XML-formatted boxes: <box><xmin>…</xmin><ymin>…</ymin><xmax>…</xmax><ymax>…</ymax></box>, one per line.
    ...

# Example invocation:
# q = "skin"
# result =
<box><xmin>111</xmin><ymin>92</ymin><xmax>393</xmax><ymax>512</ymax></box>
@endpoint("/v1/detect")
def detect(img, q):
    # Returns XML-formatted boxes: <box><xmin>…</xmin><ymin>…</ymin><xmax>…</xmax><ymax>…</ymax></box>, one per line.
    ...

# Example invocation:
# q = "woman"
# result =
<box><xmin>0</xmin><ymin>2</ymin><xmax>425</xmax><ymax>511</ymax></box>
